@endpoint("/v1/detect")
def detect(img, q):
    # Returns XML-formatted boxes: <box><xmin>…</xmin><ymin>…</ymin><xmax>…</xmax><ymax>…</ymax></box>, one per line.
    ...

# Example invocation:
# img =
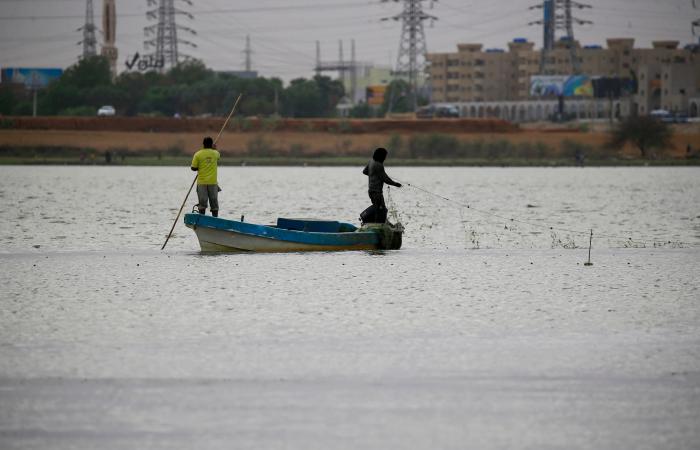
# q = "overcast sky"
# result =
<box><xmin>0</xmin><ymin>0</ymin><xmax>696</xmax><ymax>83</ymax></box>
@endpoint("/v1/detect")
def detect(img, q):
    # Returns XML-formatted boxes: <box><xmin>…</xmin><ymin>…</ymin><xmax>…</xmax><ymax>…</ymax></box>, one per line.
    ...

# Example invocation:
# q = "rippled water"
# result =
<box><xmin>1</xmin><ymin>166</ymin><xmax>699</xmax><ymax>450</ymax></box>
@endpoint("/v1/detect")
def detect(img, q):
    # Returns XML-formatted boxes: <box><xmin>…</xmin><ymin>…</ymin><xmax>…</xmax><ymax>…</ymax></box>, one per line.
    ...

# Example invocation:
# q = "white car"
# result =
<box><xmin>97</xmin><ymin>105</ymin><xmax>115</xmax><ymax>116</ymax></box>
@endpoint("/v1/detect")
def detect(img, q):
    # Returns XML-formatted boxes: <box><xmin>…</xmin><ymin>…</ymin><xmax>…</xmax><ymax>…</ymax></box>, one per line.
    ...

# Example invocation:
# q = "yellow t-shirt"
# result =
<box><xmin>191</xmin><ymin>148</ymin><xmax>220</xmax><ymax>185</ymax></box>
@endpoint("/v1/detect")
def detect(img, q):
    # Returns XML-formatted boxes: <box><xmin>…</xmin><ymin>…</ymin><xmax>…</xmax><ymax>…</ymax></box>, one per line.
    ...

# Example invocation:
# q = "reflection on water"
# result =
<box><xmin>0</xmin><ymin>166</ymin><xmax>699</xmax><ymax>449</ymax></box>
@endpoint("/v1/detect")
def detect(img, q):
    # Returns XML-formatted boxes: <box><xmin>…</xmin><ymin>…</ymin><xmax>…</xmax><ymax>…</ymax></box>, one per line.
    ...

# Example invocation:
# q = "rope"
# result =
<box><xmin>395</xmin><ymin>179</ymin><xmax>695</xmax><ymax>248</ymax></box>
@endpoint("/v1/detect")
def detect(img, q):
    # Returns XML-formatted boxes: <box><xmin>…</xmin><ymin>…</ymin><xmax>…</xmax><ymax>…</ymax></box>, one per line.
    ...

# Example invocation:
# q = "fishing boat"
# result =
<box><xmin>184</xmin><ymin>213</ymin><xmax>403</xmax><ymax>252</ymax></box>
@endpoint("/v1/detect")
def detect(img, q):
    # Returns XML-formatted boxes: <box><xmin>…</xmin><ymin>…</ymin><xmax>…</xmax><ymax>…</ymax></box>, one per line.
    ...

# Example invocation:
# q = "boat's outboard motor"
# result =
<box><xmin>360</xmin><ymin>204</ymin><xmax>387</xmax><ymax>224</ymax></box>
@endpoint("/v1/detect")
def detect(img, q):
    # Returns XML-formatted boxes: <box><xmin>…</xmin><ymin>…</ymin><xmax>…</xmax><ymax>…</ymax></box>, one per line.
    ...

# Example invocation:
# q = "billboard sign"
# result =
<box><xmin>1</xmin><ymin>68</ymin><xmax>63</xmax><ymax>88</ymax></box>
<box><xmin>530</xmin><ymin>75</ymin><xmax>593</xmax><ymax>97</ymax></box>
<box><xmin>366</xmin><ymin>85</ymin><xmax>387</xmax><ymax>106</ymax></box>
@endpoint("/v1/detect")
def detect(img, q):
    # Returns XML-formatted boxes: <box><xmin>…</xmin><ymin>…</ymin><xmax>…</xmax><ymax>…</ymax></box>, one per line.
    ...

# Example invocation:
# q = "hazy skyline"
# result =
<box><xmin>0</xmin><ymin>0</ymin><xmax>697</xmax><ymax>83</ymax></box>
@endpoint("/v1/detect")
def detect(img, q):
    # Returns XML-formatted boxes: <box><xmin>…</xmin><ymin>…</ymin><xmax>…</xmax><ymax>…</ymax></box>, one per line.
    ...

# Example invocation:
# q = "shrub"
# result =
<box><xmin>234</xmin><ymin>117</ymin><xmax>252</xmax><ymax>131</ymax></box>
<box><xmin>335</xmin><ymin>119</ymin><xmax>352</xmax><ymax>134</ymax></box>
<box><xmin>59</xmin><ymin>106</ymin><xmax>96</xmax><ymax>116</ymax></box>
<box><xmin>289</xmin><ymin>142</ymin><xmax>306</xmax><ymax>156</ymax></box>
<box><xmin>261</xmin><ymin>116</ymin><xmax>280</xmax><ymax>131</ymax></box>
<box><xmin>386</xmin><ymin>133</ymin><xmax>404</xmax><ymax>156</ymax></box>
<box><xmin>608</xmin><ymin>115</ymin><xmax>673</xmax><ymax>158</ymax></box>
<box><xmin>408</xmin><ymin>133</ymin><xmax>460</xmax><ymax>158</ymax></box>
<box><xmin>247</xmin><ymin>134</ymin><xmax>279</xmax><ymax>156</ymax></box>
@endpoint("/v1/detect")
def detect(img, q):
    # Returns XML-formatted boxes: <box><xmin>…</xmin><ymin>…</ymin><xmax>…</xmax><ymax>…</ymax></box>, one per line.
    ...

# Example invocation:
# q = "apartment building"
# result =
<box><xmin>427</xmin><ymin>38</ymin><xmax>700</xmax><ymax>119</ymax></box>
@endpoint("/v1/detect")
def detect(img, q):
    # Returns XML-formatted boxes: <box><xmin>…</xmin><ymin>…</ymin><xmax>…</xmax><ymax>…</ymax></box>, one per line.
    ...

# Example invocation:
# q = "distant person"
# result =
<box><xmin>362</xmin><ymin>147</ymin><xmax>401</xmax><ymax>221</ymax></box>
<box><xmin>104</xmin><ymin>150</ymin><xmax>112</xmax><ymax>165</ymax></box>
<box><xmin>191</xmin><ymin>136</ymin><xmax>221</xmax><ymax>217</ymax></box>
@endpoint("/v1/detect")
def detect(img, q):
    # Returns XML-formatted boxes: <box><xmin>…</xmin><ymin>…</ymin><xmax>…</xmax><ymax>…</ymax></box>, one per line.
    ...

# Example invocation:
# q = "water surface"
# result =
<box><xmin>1</xmin><ymin>167</ymin><xmax>699</xmax><ymax>450</ymax></box>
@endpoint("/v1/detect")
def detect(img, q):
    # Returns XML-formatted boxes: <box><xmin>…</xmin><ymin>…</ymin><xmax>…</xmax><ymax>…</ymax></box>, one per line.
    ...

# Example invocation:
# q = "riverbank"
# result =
<box><xmin>1</xmin><ymin>118</ymin><xmax>698</xmax><ymax>165</ymax></box>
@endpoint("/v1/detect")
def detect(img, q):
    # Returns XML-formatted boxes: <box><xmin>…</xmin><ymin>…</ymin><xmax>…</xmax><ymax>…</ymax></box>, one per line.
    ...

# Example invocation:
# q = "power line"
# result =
<box><xmin>0</xmin><ymin>2</ymin><xmax>369</xmax><ymax>20</ymax></box>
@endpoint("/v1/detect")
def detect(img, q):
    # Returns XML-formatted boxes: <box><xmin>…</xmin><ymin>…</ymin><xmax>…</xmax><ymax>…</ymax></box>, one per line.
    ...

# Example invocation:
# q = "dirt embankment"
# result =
<box><xmin>3</xmin><ymin>116</ymin><xmax>518</xmax><ymax>134</ymax></box>
<box><xmin>0</xmin><ymin>116</ymin><xmax>697</xmax><ymax>160</ymax></box>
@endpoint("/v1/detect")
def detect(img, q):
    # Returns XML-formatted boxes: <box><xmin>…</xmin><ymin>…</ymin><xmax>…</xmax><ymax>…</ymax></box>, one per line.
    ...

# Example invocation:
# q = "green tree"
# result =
<box><xmin>114</xmin><ymin>71</ymin><xmax>166</xmax><ymax>116</ymax></box>
<box><xmin>313</xmin><ymin>75</ymin><xmax>345</xmax><ymax>116</ymax></box>
<box><xmin>0</xmin><ymin>86</ymin><xmax>16</xmax><ymax>115</ymax></box>
<box><xmin>608</xmin><ymin>116</ymin><xmax>673</xmax><ymax>158</ymax></box>
<box><xmin>167</xmin><ymin>60</ymin><xmax>212</xmax><ymax>85</ymax></box>
<box><xmin>349</xmin><ymin>101</ymin><xmax>373</xmax><ymax>118</ymax></box>
<box><xmin>381</xmin><ymin>79</ymin><xmax>412</xmax><ymax>115</ymax></box>
<box><xmin>39</xmin><ymin>83</ymin><xmax>83</xmax><ymax>115</ymax></box>
<box><xmin>282</xmin><ymin>78</ymin><xmax>322</xmax><ymax>117</ymax></box>
<box><xmin>60</xmin><ymin>56</ymin><xmax>112</xmax><ymax>89</ymax></box>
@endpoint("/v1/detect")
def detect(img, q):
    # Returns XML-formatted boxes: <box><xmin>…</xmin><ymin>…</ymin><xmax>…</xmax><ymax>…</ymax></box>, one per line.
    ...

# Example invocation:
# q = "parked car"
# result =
<box><xmin>435</xmin><ymin>105</ymin><xmax>460</xmax><ymax>118</ymax></box>
<box><xmin>97</xmin><ymin>105</ymin><xmax>115</xmax><ymax>116</ymax></box>
<box><xmin>416</xmin><ymin>104</ymin><xmax>460</xmax><ymax>119</ymax></box>
<box><xmin>416</xmin><ymin>105</ymin><xmax>436</xmax><ymax>119</ymax></box>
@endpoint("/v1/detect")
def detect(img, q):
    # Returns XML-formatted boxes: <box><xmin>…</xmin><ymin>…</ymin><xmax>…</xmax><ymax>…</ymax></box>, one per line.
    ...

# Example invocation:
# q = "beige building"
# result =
<box><xmin>427</xmin><ymin>38</ymin><xmax>700</xmax><ymax>118</ymax></box>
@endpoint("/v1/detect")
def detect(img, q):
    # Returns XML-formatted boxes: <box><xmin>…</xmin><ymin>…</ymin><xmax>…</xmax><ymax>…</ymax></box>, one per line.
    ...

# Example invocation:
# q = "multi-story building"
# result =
<box><xmin>427</xmin><ymin>38</ymin><xmax>700</xmax><ymax>120</ymax></box>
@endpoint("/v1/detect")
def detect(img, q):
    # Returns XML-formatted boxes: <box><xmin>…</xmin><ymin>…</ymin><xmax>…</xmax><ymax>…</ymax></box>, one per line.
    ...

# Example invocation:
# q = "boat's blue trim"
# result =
<box><xmin>184</xmin><ymin>213</ymin><xmax>379</xmax><ymax>247</ymax></box>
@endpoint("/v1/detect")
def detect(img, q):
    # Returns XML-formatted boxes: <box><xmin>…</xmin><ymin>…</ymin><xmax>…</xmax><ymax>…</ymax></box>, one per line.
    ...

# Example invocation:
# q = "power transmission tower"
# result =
<box><xmin>243</xmin><ymin>35</ymin><xmax>253</xmax><ymax>72</ymax></box>
<box><xmin>529</xmin><ymin>0</ymin><xmax>591</xmax><ymax>74</ymax></box>
<box><xmin>78</xmin><ymin>0</ymin><xmax>98</xmax><ymax>59</ymax></box>
<box><xmin>381</xmin><ymin>0</ymin><xmax>437</xmax><ymax>110</ymax></box>
<box><xmin>144</xmin><ymin>0</ymin><xmax>197</xmax><ymax>71</ymax></box>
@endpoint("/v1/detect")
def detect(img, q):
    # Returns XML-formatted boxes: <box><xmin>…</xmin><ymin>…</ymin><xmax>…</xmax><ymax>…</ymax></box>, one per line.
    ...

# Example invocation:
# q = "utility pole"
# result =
<box><xmin>78</xmin><ymin>0</ymin><xmax>98</xmax><ymax>59</ymax></box>
<box><xmin>101</xmin><ymin>0</ymin><xmax>118</xmax><ymax>77</ymax></box>
<box><xmin>693</xmin><ymin>0</ymin><xmax>699</xmax><ymax>37</ymax></box>
<box><xmin>315</xmin><ymin>41</ymin><xmax>321</xmax><ymax>77</ymax></box>
<box><xmin>529</xmin><ymin>0</ymin><xmax>591</xmax><ymax>74</ymax></box>
<box><xmin>314</xmin><ymin>40</ymin><xmax>360</xmax><ymax>104</ymax></box>
<box><xmin>243</xmin><ymin>35</ymin><xmax>253</xmax><ymax>72</ymax></box>
<box><xmin>144</xmin><ymin>0</ymin><xmax>197</xmax><ymax>71</ymax></box>
<box><xmin>351</xmin><ymin>39</ymin><xmax>357</xmax><ymax>104</ymax></box>
<box><xmin>381</xmin><ymin>0</ymin><xmax>437</xmax><ymax>110</ymax></box>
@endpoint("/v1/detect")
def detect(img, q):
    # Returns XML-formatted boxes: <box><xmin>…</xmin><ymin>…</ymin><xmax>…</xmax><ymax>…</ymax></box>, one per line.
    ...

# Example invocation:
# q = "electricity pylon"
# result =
<box><xmin>381</xmin><ymin>0</ymin><xmax>437</xmax><ymax>110</ymax></box>
<box><xmin>529</xmin><ymin>0</ymin><xmax>592</xmax><ymax>74</ymax></box>
<box><xmin>144</xmin><ymin>0</ymin><xmax>197</xmax><ymax>71</ymax></box>
<box><xmin>78</xmin><ymin>0</ymin><xmax>98</xmax><ymax>59</ymax></box>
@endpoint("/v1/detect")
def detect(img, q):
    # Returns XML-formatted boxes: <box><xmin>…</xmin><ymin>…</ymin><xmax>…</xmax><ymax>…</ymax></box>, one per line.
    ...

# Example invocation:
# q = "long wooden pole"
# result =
<box><xmin>161</xmin><ymin>93</ymin><xmax>243</xmax><ymax>250</ymax></box>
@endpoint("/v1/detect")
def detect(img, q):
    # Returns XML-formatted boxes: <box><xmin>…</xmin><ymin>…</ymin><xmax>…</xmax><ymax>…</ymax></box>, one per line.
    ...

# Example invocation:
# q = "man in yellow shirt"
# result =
<box><xmin>191</xmin><ymin>136</ymin><xmax>221</xmax><ymax>217</ymax></box>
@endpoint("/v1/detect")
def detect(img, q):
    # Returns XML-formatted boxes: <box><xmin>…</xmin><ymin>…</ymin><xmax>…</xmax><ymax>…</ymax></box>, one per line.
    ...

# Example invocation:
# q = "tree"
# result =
<box><xmin>60</xmin><ymin>56</ymin><xmax>112</xmax><ymax>89</ymax></box>
<box><xmin>313</xmin><ymin>75</ymin><xmax>345</xmax><ymax>116</ymax></box>
<box><xmin>282</xmin><ymin>78</ymin><xmax>322</xmax><ymax>117</ymax></box>
<box><xmin>167</xmin><ymin>60</ymin><xmax>212</xmax><ymax>85</ymax></box>
<box><xmin>381</xmin><ymin>79</ymin><xmax>412</xmax><ymax>115</ymax></box>
<box><xmin>349</xmin><ymin>101</ymin><xmax>373</xmax><ymax>118</ymax></box>
<box><xmin>0</xmin><ymin>86</ymin><xmax>16</xmax><ymax>115</ymax></box>
<box><xmin>609</xmin><ymin>116</ymin><xmax>673</xmax><ymax>158</ymax></box>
